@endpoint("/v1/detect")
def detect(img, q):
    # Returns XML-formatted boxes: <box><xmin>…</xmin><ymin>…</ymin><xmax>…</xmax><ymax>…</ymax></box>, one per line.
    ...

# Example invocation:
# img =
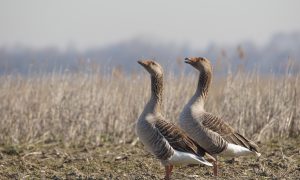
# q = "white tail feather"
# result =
<box><xmin>221</xmin><ymin>143</ymin><xmax>254</xmax><ymax>157</ymax></box>
<box><xmin>168</xmin><ymin>150</ymin><xmax>213</xmax><ymax>166</ymax></box>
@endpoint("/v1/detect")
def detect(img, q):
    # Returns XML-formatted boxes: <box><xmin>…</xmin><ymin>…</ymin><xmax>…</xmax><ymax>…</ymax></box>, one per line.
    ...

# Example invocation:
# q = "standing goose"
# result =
<box><xmin>136</xmin><ymin>60</ymin><xmax>215</xmax><ymax>180</ymax></box>
<box><xmin>179</xmin><ymin>57</ymin><xmax>261</xmax><ymax>176</ymax></box>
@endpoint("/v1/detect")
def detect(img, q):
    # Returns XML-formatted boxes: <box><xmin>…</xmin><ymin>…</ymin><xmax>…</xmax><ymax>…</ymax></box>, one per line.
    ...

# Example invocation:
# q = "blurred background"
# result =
<box><xmin>0</xmin><ymin>2</ymin><xmax>300</xmax><ymax>178</ymax></box>
<box><xmin>1</xmin><ymin>0</ymin><xmax>300</xmax><ymax>75</ymax></box>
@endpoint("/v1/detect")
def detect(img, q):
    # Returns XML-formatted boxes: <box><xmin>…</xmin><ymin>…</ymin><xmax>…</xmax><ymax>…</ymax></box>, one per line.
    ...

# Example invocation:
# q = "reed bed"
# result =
<box><xmin>0</xmin><ymin>70</ymin><xmax>299</xmax><ymax>146</ymax></box>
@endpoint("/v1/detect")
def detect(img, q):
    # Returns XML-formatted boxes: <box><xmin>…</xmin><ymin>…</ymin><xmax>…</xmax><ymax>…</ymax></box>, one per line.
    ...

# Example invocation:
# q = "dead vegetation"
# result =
<box><xmin>0</xmin><ymin>66</ymin><xmax>299</xmax><ymax>179</ymax></box>
<box><xmin>0</xmin><ymin>138</ymin><xmax>299</xmax><ymax>179</ymax></box>
<box><xmin>0</xmin><ymin>70</ymin><xmax>299</xmax><ymax>146</ymax></box>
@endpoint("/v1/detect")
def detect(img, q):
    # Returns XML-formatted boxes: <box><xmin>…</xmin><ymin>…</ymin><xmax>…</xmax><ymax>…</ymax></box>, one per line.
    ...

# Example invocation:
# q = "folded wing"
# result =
<box><xmin>201</xmin><ymin>113</ymin><xmax>259</xmax><ymax>153</ymax></box>
<box><xmin>155</xmin><ymin>117</ymin><xmax>215</xmax><ymax>161</ymax></box>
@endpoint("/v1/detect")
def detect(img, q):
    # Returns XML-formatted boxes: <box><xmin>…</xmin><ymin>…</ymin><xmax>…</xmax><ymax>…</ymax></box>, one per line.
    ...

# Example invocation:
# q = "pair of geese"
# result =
<box><xmin>136</xmin><ymin>57</ymin><xmax>261</xmax><ymax>179</ymax></box>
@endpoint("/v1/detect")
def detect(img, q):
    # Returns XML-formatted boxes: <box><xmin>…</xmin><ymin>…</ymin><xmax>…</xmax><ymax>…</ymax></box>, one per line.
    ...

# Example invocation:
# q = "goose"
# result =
<box><xmin>179</xmin><ymin>57</ymin><xmax>261</xmax><ymax>176</ymax></box>
<box><xmin>136</xmin><ymin>60</ymin><xmax>215</xmax><ymax>180</ymax></box>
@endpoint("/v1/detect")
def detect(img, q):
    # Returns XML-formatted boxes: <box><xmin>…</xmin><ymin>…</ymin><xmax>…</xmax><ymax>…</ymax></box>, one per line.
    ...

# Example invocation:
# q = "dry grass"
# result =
<box><xmin>0</xmin><ymin>68</ymin><xmax>299</xmax><ymax>179</ymax></box>
<box><xmin>0</xmin><ymin>70</ymin><xmax>299</xmax><ymax>146</ymax></box>
<box><xmin>0</xmin><ymin>138</ymin><xmax>299</xmax><ymax>179</ymax></box>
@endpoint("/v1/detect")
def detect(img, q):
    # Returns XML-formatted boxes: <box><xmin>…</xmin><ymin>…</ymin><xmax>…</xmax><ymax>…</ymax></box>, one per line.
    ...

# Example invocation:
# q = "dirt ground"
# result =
<box><xmin>0</xmin><ymin>138</ymin><xmax>299</xmax><ymax>180</ymax></box>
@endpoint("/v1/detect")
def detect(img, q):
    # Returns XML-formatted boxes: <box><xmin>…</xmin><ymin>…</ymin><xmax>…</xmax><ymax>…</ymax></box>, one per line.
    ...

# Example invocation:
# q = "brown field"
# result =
<box><xmin>0</xmin><ymin>70</ymin><xmax>299</xmax><ymax>179</ymax></box>
<box><xmin>0</xmin><ymin>138</ymin><xmax>299</xmax><ymax>179</ymax></box>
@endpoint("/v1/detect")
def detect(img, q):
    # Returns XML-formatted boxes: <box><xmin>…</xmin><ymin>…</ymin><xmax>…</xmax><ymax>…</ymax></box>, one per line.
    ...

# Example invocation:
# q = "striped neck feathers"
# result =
<box><xmin>145</xmin><ymin>74</ymin><xmax>164</xmax><ymax>115</ymax></box>
<box><xmin>191</xmin><ymin>69</ymin><xmax>212</xmax><ymax>107</ymax></box>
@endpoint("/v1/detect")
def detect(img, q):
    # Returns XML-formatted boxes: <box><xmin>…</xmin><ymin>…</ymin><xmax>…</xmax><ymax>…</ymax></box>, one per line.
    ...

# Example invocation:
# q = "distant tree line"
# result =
<box><xmin>0</xmin><ymin>32</ymin><xmax>299</xmax><ymax>76</ymax></box>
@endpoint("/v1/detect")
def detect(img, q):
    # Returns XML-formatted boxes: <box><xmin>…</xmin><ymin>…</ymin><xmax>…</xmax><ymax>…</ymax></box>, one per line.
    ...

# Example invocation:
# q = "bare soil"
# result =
<box><xmin>0</xmin><ymin>138</ymin><xmax>299</xmax><ymax>180</ymax></box>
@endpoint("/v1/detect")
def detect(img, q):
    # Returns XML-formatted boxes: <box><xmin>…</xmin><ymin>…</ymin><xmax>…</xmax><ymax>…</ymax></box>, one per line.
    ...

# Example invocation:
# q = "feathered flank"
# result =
<box><xmin>201</xmin><ymin>113</ymin><xmax>259</xmax><ymax>154</ymax></box>
<box><xmin>180</xmin><ymin>57</ymin><xmax>261</xmax><ymax>176</ymax></box>
<box><xmin>136</xmin><ymin>60</ymin><xmax>214</xmax><ymax>179</ymax></box>
<box><xmin>155</xmin><ymin>118</ymin><xmax>215</xmax><ymax>162</ymax></box>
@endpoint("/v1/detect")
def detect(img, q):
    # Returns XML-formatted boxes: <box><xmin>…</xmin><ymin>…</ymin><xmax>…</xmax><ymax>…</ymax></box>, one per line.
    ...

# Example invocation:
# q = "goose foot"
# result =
<box><xmin>225</xmin><ymin>158</ymin><xmax>239</xmax><ymax>164</ymax></box>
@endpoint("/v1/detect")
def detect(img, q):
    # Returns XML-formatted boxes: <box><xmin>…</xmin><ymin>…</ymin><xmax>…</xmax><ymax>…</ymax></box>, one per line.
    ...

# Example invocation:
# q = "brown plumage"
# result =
<box><xmin>136</xmin><ymin>60</ymin><xmax>214</xmax><ymax>180</ymax></box>
<box><xmin>201</xmin><ymin>113</ymin><xmax>259</xmax><ymax>152</ymax></box>
<box><xmin>155</xmin><ymin>117</ymin><xmax>215</xmax><ymax>161</ymax></box>
<box><xmin>179</xmin><ymin>57</ymin><xmax>260</xmax><ymax>176</ymax></box>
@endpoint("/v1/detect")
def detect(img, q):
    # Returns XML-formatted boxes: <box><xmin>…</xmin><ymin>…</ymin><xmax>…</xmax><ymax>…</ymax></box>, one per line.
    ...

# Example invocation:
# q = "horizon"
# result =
<box><xmin>1</xmin><ymin>0</ymin><xmax>300</xmax><ymax>50</ymax></box>
<box><xmin>1</xmin><ymin>31</ymin><xmax>299</xmax><ymax>52</ymax></box>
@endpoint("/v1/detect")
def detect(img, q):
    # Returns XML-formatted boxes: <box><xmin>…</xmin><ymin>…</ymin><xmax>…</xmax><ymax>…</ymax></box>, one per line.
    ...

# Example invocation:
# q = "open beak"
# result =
<box><xmin>137</xmin><ymin>60</ymin><xmax>146</xmax><ymax>66</ymax></box>
<box><xmin>184</xmin><ymin>57</ymin><xmax>192</xmax><ymax>64</ymax></box>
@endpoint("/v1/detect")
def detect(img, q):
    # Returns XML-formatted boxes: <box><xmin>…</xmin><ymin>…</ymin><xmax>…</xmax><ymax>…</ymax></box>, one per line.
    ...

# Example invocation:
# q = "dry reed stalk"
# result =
<box><xmin>0</xmin><ymin>71</ymin><xmax>299</xmax><ymax>146</ymax></box>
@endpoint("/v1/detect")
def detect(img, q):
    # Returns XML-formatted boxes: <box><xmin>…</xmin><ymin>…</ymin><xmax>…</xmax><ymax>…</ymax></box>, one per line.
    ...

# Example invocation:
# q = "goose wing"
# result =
<box><xmin>201</xmin><ymin>112</ymin><xmax>259</xmax><ymax>152</ymax></box>
<box><xmin>155</xmin><ymin>117</ymin><xmax>215</xmax><ymax>161</ymax></box>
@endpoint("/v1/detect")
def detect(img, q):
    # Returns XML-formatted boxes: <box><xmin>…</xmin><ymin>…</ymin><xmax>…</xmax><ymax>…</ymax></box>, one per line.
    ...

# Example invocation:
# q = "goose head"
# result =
<box><xmin>138</xmin><ymin>60</ymin><xmax>163</xmax><ymax>77</ymax></box>
<box><xmin>184</xmin><ymin>57</ymin><xmax>212</xmax><ymax>72</ymax></box>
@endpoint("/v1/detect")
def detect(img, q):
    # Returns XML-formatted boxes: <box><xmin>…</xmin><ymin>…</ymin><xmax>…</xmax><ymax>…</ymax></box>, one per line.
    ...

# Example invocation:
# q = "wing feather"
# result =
<box><xmin>155</xmin><ymin>118</ymin><xmax>215</xmax><ymax>161</ymax></box>
<box><xmin>201</xmin><ymin>113</ymin><xmax>259</xmax><ymax>153</ymax></box>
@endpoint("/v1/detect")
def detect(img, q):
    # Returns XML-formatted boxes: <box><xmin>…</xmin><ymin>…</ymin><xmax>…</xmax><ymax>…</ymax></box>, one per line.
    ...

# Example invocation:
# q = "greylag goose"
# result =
<box><xmin>179</xmin><ymin>57</ymin><xmax>261</xmax><ymax>176</ymax></box>
<box><xmin>136</xmin><ymin>60</ymin><xmax>215</xmax><ymax>180</ymax></box>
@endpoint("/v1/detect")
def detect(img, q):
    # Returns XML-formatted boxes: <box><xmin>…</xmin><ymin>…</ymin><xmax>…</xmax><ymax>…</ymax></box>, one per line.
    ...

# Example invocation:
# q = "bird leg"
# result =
<box><xmin>164</xmin><ymin>165</ymin><xmax>171</xmax><ymax>180</ymax></box>
<box><xmin>164</xmin><ymin>165</ymin><xmax>174</xmax><ymax>180</ymax></box>
<box><xmin>169</xmin><ymin>165</ymin><xmax>173</xmax><ymax>176</ymax></box>
<box><xmin>213</xmin><ymin>158</ymin><xmax>218</xmax><ymax>176</ymax></box>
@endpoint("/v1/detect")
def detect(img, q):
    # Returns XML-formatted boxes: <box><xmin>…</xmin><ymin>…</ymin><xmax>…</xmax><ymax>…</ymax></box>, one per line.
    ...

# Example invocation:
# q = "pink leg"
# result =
<box><xmin>165</xmin><ymin>165</ymin><xmax>171</xmax><ymax>180</ymax></box>
<box><xmin>164</xmin><ymin>165</ymin><xmax>174</xmax><ymax>179</ymax></box>
<box><xmin>213</xmin><ymin>159</ymin><xmax>218</xmax><ymax>176</ymax></box>
<box><xmin>169</xmin><ymin>165</ymin><xmax>173</xmax><ymax>176</ymax></box>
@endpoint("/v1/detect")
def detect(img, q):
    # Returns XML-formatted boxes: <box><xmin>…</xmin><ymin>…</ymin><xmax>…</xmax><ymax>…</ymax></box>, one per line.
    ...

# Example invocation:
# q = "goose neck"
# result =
<box><xmin>148</xmin><ymin>75</ymin><xmax>163</xmax><ymax>114</ymax></box>
<box><xmin>192</xmin><ymin>70</ymin><xmax>212</xmax><ymax>104</ymax></box>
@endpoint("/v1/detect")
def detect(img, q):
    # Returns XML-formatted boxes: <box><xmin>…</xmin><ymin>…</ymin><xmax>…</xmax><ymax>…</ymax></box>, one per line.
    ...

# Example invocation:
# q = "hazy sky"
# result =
<box><xmin>0</xmin><ymin>0</ymin><xmax>299</xmax><ymax>50</ymax></box>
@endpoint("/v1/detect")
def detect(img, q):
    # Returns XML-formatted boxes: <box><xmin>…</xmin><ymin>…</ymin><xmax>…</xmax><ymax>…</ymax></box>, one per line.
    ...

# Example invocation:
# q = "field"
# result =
<box><xmin>0</xmin><ymin>138</ymin><xmax>299</xmax><ymax>179</ymax></box>
<box><xmin>0</xmin><ymin>68</ymin><xmax>299</xmax><ymax>179</ymax></box>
